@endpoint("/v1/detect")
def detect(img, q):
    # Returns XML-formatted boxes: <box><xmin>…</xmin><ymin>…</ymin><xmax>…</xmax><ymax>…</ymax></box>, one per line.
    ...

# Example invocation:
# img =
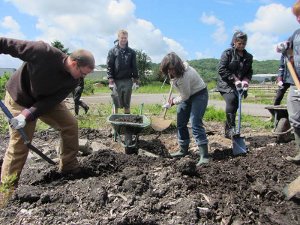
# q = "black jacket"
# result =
<box><xmin>106</xmin><ymin>44</ymin><xmax>138</xmax><ymax>80</ymax></box>
<box><xmin>217</xmin><ymin>48</ymin><xmax>253</xmax><ymax>93</ymax></box>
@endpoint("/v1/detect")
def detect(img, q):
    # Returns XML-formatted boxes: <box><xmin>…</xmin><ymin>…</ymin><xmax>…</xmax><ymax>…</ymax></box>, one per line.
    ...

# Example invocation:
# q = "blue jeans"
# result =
<box><xmin>177</xmin><ymin>88</ymin><xmax>208</xmax><ymax>146</ymax></box>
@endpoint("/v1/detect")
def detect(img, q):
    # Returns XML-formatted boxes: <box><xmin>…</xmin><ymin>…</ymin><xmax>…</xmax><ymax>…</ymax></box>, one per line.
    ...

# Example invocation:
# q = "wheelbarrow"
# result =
<box><xmin>265</xmin><ymin>105</ymin><xmax>293</xmax><ymax>142</ymax></box>
<box><xmin>107</xmin><ymin>104</ymin><xmax>150</xmax><ymax>154</ymax></box>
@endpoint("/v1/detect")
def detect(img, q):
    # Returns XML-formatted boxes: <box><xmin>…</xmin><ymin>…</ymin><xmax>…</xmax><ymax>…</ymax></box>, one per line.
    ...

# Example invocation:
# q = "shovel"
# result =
<box><xmin>283</xmin><ymin>176</ymin><xmax>300</xmax><ymax>200</ymax></box>
<box><xmin>0</xmin><ymin>100</ymin><xmax>56</xmax><ymax>165</ymax></box>
<box><xmin>151</xmin><ymin>83</ymin><xmax>173</xmax><ymax>132</ymax></box>
<box><xmin>232</xmin><ymin>89</ymin><xmax>247</xmax><ymax>155</ymax></box>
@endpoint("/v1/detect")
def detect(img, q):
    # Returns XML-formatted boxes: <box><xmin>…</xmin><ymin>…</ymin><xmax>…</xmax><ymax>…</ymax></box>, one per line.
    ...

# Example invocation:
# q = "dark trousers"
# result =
<box><xmin>221</xmin><ymin>92</ymin><xmax>238</xmax><ymax>114</ymax></box>
<box><xmin>73</xmin><ymin>86</ymin><xmax>88</xmax><ymax>114</ymax></box>
<box><xmin>274</xmin><ymin>83</ymin><xmax>290</xmax><ymax>105</ymax></box>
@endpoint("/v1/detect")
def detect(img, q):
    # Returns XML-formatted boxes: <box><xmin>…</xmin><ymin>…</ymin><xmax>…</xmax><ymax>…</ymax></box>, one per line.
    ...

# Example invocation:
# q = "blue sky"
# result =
<box><xmin>0</xmin><ymin>0</ymin><xmax>299</xmax><ymax>68</ymax></box>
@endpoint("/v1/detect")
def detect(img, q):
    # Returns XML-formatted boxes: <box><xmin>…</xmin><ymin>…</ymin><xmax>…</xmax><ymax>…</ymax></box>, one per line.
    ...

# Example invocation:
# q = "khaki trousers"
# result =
<box><xmin>1</xmin><ymin>92</ymin><xmax>79</xmax><ymax>183</ymax></box>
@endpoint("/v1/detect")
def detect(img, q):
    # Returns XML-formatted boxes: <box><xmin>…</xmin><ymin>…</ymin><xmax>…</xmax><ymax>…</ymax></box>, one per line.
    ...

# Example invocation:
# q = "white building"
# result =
<box><xmin>0</xmin><ymin>68</ymin><xmax>16</xmax><ymax>77</ymax></box>
<box><xmin>252</xmin><ymin>74</ymin><xmax>277</xmax><ymax>83</ymax></box>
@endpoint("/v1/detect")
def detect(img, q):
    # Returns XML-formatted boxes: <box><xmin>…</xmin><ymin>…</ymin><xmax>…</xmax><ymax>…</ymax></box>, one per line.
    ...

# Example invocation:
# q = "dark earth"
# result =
<box><xmin>0</xmin><ymin>121</ymin><xmax>299</xmax><ymax>225</ymax></box>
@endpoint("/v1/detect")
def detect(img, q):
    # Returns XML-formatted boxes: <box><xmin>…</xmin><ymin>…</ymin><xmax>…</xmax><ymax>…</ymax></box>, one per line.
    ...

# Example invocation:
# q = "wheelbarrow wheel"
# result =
<box><xmin>275</xmin><ymin>118</ymin><xmax>293</xmax><ymax>143</ymax></box>
<box><xmin>275</xmin><ymin>118</ymin><xmax>291</xmax><ymax>134</ymax></box>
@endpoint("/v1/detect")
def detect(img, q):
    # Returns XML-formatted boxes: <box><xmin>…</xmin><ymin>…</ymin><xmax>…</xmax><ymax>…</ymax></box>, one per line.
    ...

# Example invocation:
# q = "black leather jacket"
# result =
<box><xmin>217</xmin><ymin>48</ymin><xmax>253</xmax><ymax>93</ymax></box>
<box><xmin>106</xmin><ymin>43</ymin><xmax>138</xmax><ymax>80</ymax></box>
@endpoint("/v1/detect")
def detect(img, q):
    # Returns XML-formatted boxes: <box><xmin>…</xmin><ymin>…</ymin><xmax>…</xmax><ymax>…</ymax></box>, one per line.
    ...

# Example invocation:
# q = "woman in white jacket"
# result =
<box><xmin>160</xmin><ymin>52</ymin><xmax>209</xmax><ymax>166</ymax></box>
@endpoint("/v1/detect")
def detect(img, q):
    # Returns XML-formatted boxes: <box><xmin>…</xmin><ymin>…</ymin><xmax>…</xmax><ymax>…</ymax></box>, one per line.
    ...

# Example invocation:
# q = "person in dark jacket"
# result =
<box><xmin>73</xmin><ymin>78</ymin><xmax>89</xmax><ymax>115</ymax></box>
<box><xmin>273</xmin><ymin>50</ymin><xmax>294</xmax><ymax>106</ymax></box>
<box><xmin>217</xmin><ymin>31</ymin><xmax>253</xmax><ymax>139</ymax></box>
<box><xmin>0</xmin><ymin>37</ymin><xmax>95</xmax><ymax>185</ymax></box>
<box><xmin>106</xmin><ymin>29</ymin><xmax>139</xmax><ymax>114</ymax></box>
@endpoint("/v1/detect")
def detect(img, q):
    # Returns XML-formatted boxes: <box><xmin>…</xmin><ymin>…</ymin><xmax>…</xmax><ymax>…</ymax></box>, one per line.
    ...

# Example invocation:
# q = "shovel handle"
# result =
<box><xmin>163</xmin><ymin>83</ymin><xmax>173</xmax><ymax>119</ymax></box>
<box><xmin>0</xmin><ymin>100</ymin><xmax>56</xmax><ymax>165</ymax></box>
<box><xmin>284</xmin><ymin>53</ymin><xmax>300</xmax><ymax>90</ymax></box>
<box><xmin>0</xmin><ymin>100</ymin><xmax>30</xmax><ymax>144</ymax></box>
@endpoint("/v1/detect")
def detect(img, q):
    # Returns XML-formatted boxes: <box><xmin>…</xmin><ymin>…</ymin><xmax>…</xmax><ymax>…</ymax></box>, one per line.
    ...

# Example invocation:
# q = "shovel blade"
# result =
<box><xmin>232</xmin><ymin>136</ymin><xmax>247</xmax><ymax>156</ymax></box>
<box><xmin>283</xmin><ymin>176</ymin><xmax>300</xmax><ymax>200</ymax></box>
<box><xmin>151</xmin><ymin>117</ymin><xmax>172</xmax><ymax>132</ymax></box>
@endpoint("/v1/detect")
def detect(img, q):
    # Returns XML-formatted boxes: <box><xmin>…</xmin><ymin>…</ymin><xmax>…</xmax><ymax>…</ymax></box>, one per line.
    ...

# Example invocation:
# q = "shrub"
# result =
<box><xmin>0</xmin><ymin>73</ymin><xmax>10</xmax><ymax>99</ymax></box>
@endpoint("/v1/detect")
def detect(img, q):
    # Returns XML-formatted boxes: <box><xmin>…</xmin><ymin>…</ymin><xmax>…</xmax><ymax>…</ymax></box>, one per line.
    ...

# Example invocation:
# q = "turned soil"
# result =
<box><xmin>0</xmin><ymin>121</ymin><xmax>299</xmax><ymax>225</ymax></box>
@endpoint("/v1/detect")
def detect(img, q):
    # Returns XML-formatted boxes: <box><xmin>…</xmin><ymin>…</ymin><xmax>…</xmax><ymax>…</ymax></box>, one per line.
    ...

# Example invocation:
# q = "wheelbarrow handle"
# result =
<box><xmin>139</xmin><ymin>103</ymin><xmax>144</xmax><ymax>115</ymax></box>
<box><xmin>0</xmin><ymin>100</ymin><xmax>56</xmax><ymax>165</ymax></box>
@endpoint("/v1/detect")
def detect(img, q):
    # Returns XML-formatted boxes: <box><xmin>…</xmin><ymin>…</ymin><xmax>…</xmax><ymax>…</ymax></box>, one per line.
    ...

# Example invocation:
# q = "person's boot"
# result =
<box><xmin>196</xmin><ymin>144</ymin><xmax>210</xmax><ymax>166</ymax></box>
<box><xmin>170</xmin><ymin>145</ymin><xmax>189</xmax><ymax>158</ymax></box>
<box><xmin>74</xmin><ymin>104</ymin><xmax>79</xmax><ymax>115</ymax></box>
<box><xmin>224</xmin><ymin>113</ymin><xmax>236</xmax><ymax>139</ymax></box>
<box><xmin>80</xmin><ymin>101</ymin><xmax>89</xmax><ymax>114</ymax></box>
<box><xmin>286</xmin><ymin>127</ymin><xmax>300</xmax><ymax>163</ymax></box>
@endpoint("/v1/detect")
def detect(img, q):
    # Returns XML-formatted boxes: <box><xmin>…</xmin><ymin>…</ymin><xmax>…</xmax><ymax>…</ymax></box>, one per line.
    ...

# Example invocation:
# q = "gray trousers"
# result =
<box><xmin>287</xmin><ymin>85</ymin><xmax>300</xmax><ymax>128</ymax></box>
<box><xmin>111</xmin><ymin>79</ymin><xmax>133</xmax><ymax>109</ymax></box>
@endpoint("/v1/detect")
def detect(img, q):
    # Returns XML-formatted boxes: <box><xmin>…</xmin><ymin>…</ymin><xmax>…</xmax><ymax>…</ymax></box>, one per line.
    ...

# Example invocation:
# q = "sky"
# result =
<box><xmin>0</xmin><ymin>0</ymin><xmax>299</xmax><ymax>69</ymax></box>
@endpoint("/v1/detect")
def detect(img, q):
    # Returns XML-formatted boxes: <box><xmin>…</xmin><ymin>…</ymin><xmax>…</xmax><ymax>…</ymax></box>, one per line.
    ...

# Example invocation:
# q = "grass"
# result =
<box><xmin>74</xmin><ymin>104</ymin><xmax>272</xmax><ymax>131</ymax></box>
<box><xmin>0</xmin><ymin>101</ymin><xmax>273</xmax><ymax>135</ymax></box>
<box><xmin>0</xmin><ymin>173</ymin><xmax>17</xmax><ymax>208</ymax></box>
<box><xmin>94</xmin><ymin>81</ymin><xmax>176</xmax><ymax>94</ymax></box>
<box><xmin>94</xmin><ymin>81</ymin><xmax>286</xmax><ymax>105</ymax></box>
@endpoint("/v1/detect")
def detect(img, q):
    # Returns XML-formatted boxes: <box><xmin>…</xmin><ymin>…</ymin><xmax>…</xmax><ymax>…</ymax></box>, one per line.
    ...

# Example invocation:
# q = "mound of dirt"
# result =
<box><xmin>0</xmin><ymin>122</ymin><xmax>299</xmax><ymax>225</ymax></box>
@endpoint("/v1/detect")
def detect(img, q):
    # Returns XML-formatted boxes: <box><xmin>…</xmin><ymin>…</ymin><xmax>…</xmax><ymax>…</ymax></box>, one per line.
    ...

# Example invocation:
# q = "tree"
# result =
<box><xmin>51</xmin><ymin>40</ymin><xmax>69</xmax><ymax>54</ymax></box>
<box><xmin>135</xmin><ymin>49</ymin><xmax>152</xmax><ymax>85</ymax></box>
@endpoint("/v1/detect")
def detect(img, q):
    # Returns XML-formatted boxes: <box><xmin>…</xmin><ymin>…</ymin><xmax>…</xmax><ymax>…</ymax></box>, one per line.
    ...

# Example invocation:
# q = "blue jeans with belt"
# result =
<box><xmin>177</xmin><ymin>88</ymin><xmax>208</xmax><ymax>146</ymax></box>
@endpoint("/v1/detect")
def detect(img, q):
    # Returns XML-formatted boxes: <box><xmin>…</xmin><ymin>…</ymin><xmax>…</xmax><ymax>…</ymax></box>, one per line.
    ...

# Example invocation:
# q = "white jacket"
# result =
<box><xmin>171</xmin><ymin>62</ymin><xmax>206</xmax><ymax>104</ymax></box>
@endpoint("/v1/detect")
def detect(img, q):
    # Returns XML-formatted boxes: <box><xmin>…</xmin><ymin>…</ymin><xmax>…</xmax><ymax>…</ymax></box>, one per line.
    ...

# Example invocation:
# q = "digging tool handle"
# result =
<box><xmin>26</xmin><ymin>143</ymin><xmax>56</xmax><ymax>165</ymax></box>
<box><xmin>163</xmin><ymin>83</ymin><xmax>173</xmax><ymax>119</ymax></box>
<box><xmin>284</xmin><ymin>53</ymin><xmax>300</xmax><ymax>90</ymax></box>
<box><xmin>0</xmin><ymin>100</ymin><xmax>56</xmax><ymax>165</ymax></box>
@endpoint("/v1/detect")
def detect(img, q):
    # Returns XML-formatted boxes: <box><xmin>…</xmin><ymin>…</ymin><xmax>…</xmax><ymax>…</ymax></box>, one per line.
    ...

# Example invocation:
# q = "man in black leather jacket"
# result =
<box><xmin>217</xmin><ymin>31</ymin><xmax>253</xmax><ymax>139</ymax></box>
<box><xmin>106</xmin><ymin>29</ymin><xmax>139</xmax><ymax>114</ymax></box>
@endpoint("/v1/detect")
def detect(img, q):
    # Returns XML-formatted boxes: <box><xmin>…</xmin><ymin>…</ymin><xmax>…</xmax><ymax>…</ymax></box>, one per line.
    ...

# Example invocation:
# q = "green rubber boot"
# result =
<box><xmin>170</xmin><ymin>145</ymin><xmax>189</xmax><ymax>158</ymax></box>
<box><xmin>196</xmin><ymin>144</ymin><xmax>210</xmax><ymax>166</ymax></box>
<box><xmin>286</xmin><ymin>127</ymin><xmax>300</xmax><ymax>163</ymax></box>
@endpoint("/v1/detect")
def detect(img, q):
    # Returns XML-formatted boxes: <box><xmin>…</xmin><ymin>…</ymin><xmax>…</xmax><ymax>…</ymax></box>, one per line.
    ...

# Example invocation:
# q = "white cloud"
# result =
<box><xmin>247</xmin><ymin>32</ymin><xmax>279</xmax><ymax>60</ymax></box>
<box><xmin>243</xmin><ymin>3</ymin><xmax>299</xmax><ymax>60</ymax></box>
<box><xmin>0</xmin><ymin>16</ymin><xmax>25</xmax><ymax>68</ymax></box>
<box><xmin>2</xmin><ymin>0</ymin><xmax>186</xmax><ymax>66</ymax></box>
<box><xmin>0</xmin><ymin>16</ymin><xmax>25</xmax><ymax>39</ymax></box>
<box><xmin>244</xmin><ymin>3</ymin><xmax>298</xmax><ymax>35</ymax></box>
<box><xmin>200</xmin><ymin>12</ymin><xmax>227</xmax><ymax>43</ymax></box>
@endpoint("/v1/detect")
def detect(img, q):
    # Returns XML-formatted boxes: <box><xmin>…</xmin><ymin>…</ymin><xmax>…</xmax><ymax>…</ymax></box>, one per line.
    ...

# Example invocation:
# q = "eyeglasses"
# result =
<box><xmin>77</xmin><ymin>65</ymin><xmax>87</xmax><ymax>78</ymax></box>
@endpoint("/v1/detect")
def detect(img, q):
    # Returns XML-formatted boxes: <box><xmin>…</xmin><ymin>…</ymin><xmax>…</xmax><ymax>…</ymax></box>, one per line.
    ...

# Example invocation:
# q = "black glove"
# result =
<box><xmin>243</xmin><ymin>90</ymin><xmax>248</xmax><ymax>99</ymax></box>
